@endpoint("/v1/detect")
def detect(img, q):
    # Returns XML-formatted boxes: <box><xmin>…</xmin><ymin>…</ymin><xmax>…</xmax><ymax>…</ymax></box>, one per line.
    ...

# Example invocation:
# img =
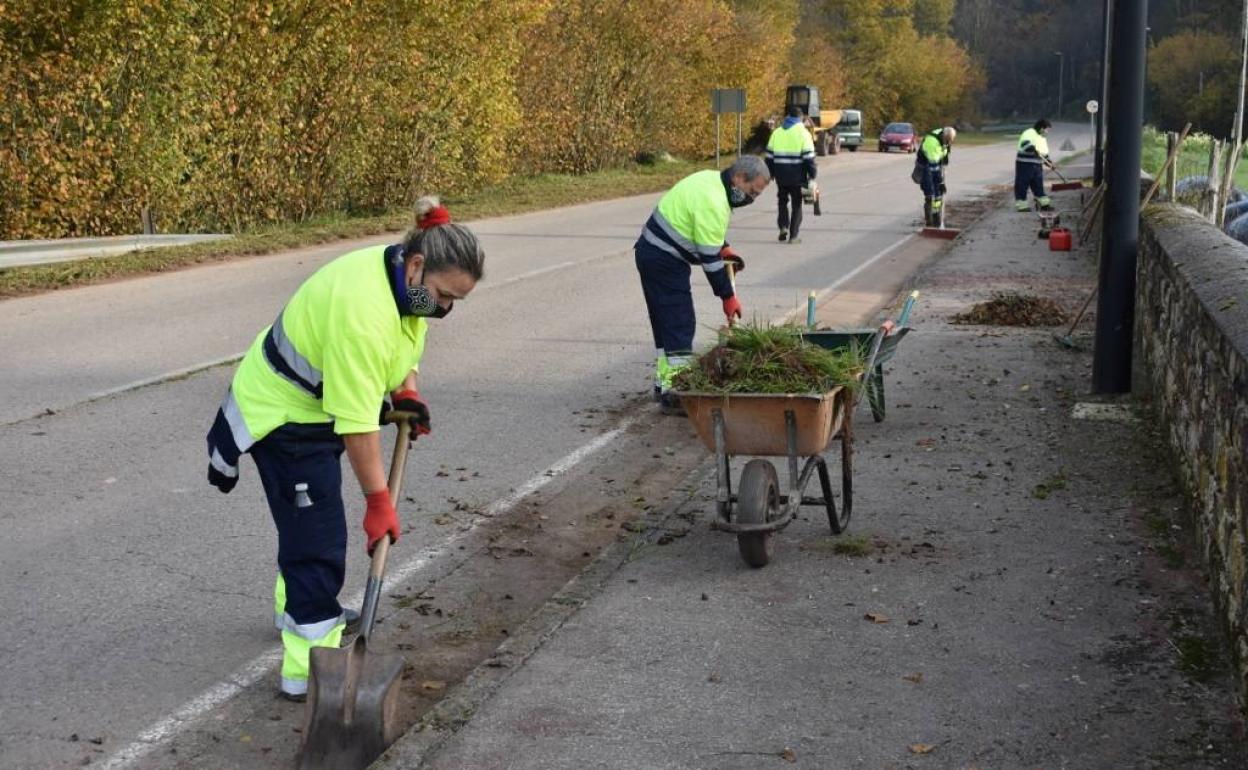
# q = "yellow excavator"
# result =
<box><xmin>784</xmin><ymin>85</ymin><xmax>843</xmax><ymax>156</ymax></box>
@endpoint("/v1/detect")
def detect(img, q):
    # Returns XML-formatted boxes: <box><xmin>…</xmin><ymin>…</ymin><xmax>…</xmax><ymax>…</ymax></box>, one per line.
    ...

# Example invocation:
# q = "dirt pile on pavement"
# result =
<box><xmin>951</xmin><ymin>292</ymin><xmax>1067</xmax><ymax>327</ymax></box>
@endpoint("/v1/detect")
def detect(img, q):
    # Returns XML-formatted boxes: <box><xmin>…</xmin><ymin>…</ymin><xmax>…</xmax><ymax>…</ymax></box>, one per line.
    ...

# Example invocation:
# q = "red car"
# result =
<box><xmin>878</xmin><ymin>122</ymin><xmax>918</xmax><ymax>153</ymax></box>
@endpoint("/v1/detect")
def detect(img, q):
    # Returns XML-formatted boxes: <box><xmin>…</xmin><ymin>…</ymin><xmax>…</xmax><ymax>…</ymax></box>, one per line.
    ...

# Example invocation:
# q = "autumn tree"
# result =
<box><xmin>1148</xmin><ymin>31</ymin><xmax>1240</xmax><ymax>135</ymax></box>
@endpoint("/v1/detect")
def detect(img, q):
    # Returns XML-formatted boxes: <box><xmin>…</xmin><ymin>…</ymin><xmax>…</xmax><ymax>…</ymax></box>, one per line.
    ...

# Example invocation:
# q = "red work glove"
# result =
<box><xmin>363</xmin><ymin>490</ymin><xmax>400</xmax><ymax>554</ymax></box>
<box><xmin>722</xmin><ymin>294</ymin><xmax>742</xmax><ymax>322</ymax></box>
<box><xmin>389</xmin><ymin>388</ymin><xmax>431</xmax><ymax>437</ymax></box>
<box><xmin>719</xmin><ymin>246</ymin><xmax>745</xmax><ymax>274</ymax></box>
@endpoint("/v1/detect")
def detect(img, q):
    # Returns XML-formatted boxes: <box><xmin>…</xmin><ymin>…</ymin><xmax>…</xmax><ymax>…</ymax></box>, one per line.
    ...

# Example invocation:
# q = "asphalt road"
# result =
<box><xmin>0</xmin><ymin>126</ymin><xmax>1089</xmax><ymax>769</ymax></box>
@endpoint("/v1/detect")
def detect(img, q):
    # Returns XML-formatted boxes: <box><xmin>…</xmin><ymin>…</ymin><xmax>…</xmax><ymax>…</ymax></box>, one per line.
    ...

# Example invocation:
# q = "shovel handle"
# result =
<box><xmin>359</xmin><ymin>419</ymin><xmax>412</xmax><ymax>638</ymax></box>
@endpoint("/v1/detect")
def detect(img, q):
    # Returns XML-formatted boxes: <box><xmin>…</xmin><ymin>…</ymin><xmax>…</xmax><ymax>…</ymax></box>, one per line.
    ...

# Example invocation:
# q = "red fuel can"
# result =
<box><xmin>1048</xmin><ymin>227</ymin><xmax>1072</xmax><ymax>251</ymax></box>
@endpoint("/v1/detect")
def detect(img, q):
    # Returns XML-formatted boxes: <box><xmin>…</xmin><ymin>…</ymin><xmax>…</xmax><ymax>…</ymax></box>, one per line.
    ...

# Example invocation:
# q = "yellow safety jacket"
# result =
<box><xmin>206</xmin><ymin>244</ymin><xmax>427</xmax><ymax>489</ymax></box>
<box><xmin>1017</xmin><ymin>128</ymin><xmax>1050</xmax><ymax>164</ymax></box>
<box><xmin>637</xmin><ymin>169</ymin><xmax>735</xmax><ymax>298</ymax></box>
<box><xmin>766</xmin><ymin>120</ymin><xmax>818</xmax><ymax>187</ymax></box>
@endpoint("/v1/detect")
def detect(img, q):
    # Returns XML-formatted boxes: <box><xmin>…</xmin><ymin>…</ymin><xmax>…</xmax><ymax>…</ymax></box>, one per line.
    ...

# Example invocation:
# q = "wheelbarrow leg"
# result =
<box><xmin>840</xmin><ymin>407</ymin><xmax>854</xmax><ymax>527</ymax></box>
<box><xmin>712</xmin><ymin>408</ymin><xmax>732</xmax><ymax>521</ymax></box>
<box><xmin>784</xmin><ymin>410</ymin><xmax>801</xmax><ymax>518</ymax></box>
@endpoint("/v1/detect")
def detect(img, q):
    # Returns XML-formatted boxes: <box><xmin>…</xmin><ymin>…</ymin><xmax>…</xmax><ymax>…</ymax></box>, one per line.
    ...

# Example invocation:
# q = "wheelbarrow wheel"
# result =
<box><xmin>736</xmin><ymin>459</ymin><xmax>780</xmax><ymax>568</ymax></box>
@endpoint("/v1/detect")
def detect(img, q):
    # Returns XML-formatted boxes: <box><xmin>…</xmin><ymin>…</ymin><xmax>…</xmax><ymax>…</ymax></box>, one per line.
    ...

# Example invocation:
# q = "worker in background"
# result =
<box><xmin>918</xmin><ymin>126</ymin><xmax>957</xmax><ymax>227</ymax></box>
<box><xmin>1015</xmin><ymin>118</ymin><xmax>1055</xmax><ymax>211</ymax></box>
<box><xmin>634</xmin><ymin>156</ymin><xmax>770</xmax><ymax>415</ymax></box>
<box><xmin>205</xmin><ymin>197</ymin><xmax>484</xmax><ymax>702</ymax></box>
<box><xmin>766</xmin><ymin>105</ymin><xmax>818</xmax><ymax>244</ymax></box>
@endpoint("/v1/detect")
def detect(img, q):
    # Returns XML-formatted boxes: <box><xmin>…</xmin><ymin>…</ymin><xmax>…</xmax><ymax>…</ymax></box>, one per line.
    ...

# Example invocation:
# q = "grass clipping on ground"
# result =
<box><xmin>673</xmin><ymin>323</ymin><xmax>862</xmax><ymax>395</ymax></box>
<box><xmin>951</xmin><ymin>292</ymin><xmax>1067</xmax><ymax>327</ymax></box>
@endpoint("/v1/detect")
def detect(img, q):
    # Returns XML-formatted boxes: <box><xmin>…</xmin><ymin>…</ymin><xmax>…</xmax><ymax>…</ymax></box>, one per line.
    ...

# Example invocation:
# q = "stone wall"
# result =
<box><xmin>1137</xmin><ymin>204</ymin><xmax>1248</xmax><ymax>698</ymax></box>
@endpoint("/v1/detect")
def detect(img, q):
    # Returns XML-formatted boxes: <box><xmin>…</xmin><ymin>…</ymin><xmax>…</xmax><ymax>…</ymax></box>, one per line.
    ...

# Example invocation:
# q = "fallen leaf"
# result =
<box><xmin>902</xmin><ymin>672</ymin><xmax>924</xmax><ymax>684</ymax></box>
<box><xmin>780</xmin><ymin>747</ymin><xmax>797</xmax><ymax>762</ymax></box>
<box><xmin>908</xmin><ymin>743</ymin><xmax>936</xmax><ymax>755</ymax></box>
<box><xmin>433</xmin><ymin>514</ymin><xmax>452</xmax><ymax>525</ymax></box>
<box><xmin>864</xmin><ymin>612</ymin><xmax>890</xmax><ymax>624</ymax></box>
<box><xmin>421</xmin><ymin>680</ymin><xmax>447</xmax><ymax>691</ymax></box>
<box><xmin>916</xmin><ymin>438</ymin><xmax>937</xmax><ymax>447</ymax></box>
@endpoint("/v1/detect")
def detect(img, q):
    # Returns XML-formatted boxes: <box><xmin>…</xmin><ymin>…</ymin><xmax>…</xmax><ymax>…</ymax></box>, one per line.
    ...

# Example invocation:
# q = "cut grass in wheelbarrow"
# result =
<box><xmin>672</xmin><ymin>323</ymin><xmax>867</xmax><ymax>568</ymax></box>
<box><xmin>672</xmin><ymin>323</ymin><xmax>863</xmax><ymax>395</ymax></box>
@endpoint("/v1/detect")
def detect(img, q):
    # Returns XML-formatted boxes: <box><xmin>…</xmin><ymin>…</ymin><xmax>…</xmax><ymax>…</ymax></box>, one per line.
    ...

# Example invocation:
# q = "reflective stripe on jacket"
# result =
<box><xmin>636</xmin><ymin>170</ymin><xmax>734</xmax><ymax>298</ymax></box>
<box><xmin>1017</xmin><ymin>128</ymin><xmax>1050</xmax><ymax>164</ymax></box>
<box><xmin>207</xmin><ymin>245</ymin><xmax>428</xmax><ymax>486</ymax></box>
<box><xmin>766</xmin><ymin>122</ymin><xmax>817</xmax><ymax>187</ymax></box>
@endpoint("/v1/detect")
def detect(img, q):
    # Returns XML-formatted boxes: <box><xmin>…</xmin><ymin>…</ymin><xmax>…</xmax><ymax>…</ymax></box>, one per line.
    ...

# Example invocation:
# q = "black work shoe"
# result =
<box><xmin>778</xmin><ymin>230</ymin><xmax>788</xmax><ymax>242</ymax></box>
<box><xmin>658</xmin><ymin>392</ymin><xmax>686</xmax><ymax>416</ymax></box>
<box><xmin>279</xmin><ymin>690</ymin><xmax>307</xmax><ymax>704</ymax></box>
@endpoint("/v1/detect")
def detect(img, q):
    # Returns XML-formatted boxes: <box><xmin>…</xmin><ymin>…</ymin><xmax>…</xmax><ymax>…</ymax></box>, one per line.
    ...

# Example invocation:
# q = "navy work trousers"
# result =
<box><xmin>1014</xmin><ymin>161</ymin><xmax>1045</xmax><ymax>203</ymax></box>
<box><xmin>251</xmin><ymin>422</ymin><xmax>347</xmax><ymax>626</ymax></box>
<box><xmin>920</xmin><ymin>164</ymin><xmax>944</xmax><ymax>201</ymax></box>
<box><xmin>635</xmin><ymin>242</ymin><xmax>696</xmax><ymax>383</ymax></box>
<box><xmin>776</xmin><ymin>185</ymin><xmax>804</xmax><ymax>238</ymax></box>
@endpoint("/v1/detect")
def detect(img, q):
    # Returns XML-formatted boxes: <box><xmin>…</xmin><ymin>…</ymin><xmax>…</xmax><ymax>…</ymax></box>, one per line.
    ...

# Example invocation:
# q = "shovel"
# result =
<box><xmin>298</xmin><ymin>416</ymin><xmax>414</xmax><ymax>770</ymax></box>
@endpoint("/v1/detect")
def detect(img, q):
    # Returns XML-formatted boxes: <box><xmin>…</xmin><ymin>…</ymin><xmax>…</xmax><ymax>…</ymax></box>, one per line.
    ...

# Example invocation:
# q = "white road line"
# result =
<box><xmin>97</xmin><ymin>417</ymin><xmax>635</xmax><ymax>770</ymax></box>
<box><xmin>772</xmin><ymin>233</ymin><xmax>916</xmax><ymax>325</ymax></box>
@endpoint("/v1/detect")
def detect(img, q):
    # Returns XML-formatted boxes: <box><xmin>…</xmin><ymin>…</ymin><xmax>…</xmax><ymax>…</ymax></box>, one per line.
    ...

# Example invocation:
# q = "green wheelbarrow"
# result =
<box><xmin>801</xmin><ymin>290</ymin><xmax>917</xmax><ymax>423</ymax></box>
<box><xmin>801</xmin><ymin>326</ymin><xmax>911</xmax><ymax>422</ymax></box>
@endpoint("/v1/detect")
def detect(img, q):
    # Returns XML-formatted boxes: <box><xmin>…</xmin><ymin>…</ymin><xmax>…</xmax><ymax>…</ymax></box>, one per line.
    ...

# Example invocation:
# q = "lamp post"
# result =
<box><xmin>1094</xmin><ymin>0</ymin><xmax>1111</xmax><ymax>186</ymax></box>
<box><xmin>1055</xmin><ymin>51</ymin><xmax>1065</xmax><ymax>119</ymax></box>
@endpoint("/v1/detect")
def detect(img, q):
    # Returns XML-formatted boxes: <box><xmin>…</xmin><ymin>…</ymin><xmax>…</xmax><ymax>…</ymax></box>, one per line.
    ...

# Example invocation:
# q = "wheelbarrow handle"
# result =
<box><xmin>896</xmin><ymin>290</ymin><xmax>919</xmax><ymax>329</ymax></box>
<box><xmin>359</xmin><ymin>419</ymin><xmax>412</xmax><ymax>639</ymax></box>
<box><xmin>854</xmin><ymin>321</ymin><xmax>892</xmax><ymax>407</ymax></box>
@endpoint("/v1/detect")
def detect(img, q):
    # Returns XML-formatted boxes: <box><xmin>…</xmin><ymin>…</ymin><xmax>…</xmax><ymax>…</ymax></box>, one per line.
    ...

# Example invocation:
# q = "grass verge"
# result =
<box><xmin>1141</xmin><ymin>126</ymin><xmax>1248</xmax><ymax>192</ymax></box>
<box><xmin>956</xmin><ymin>131</ymin><xmax>1016</xmax><ymax>147</ymax></box>
<box><xmin>0</xmin><ymin>159</ymin><xmax>707</xmax><ymax>300</ymax></box>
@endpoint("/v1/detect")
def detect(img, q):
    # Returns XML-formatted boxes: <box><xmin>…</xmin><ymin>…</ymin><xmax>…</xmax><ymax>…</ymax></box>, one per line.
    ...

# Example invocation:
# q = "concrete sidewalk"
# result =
<box><xmin>375</xmin><ymin>192</ymin><xmax>1247</xmax><ymax>769</ymax></box>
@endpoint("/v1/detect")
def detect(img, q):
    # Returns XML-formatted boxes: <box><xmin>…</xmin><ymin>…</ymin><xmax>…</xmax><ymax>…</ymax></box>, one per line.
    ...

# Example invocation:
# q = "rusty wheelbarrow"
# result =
<box><xmin>673</xmin><ymin>323</ymin><xmax>892</xmax><ymax>568</ymax></box>
<box><xmin>298</xmin><ymin>416</ymin><xmax>413</xmax><ymax>770</ymax></box>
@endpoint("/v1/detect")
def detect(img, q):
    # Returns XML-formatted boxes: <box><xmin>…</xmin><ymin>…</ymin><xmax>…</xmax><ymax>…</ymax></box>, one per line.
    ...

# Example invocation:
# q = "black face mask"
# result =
<box><xmin>728</xmin><ymin>186</ymin><xmax>756</xmax><ymax>208</ymax></box>
<box><xmin>387</xmin><ymin>245</ymin><xmax>453</xmax><ymax>318</ymax></box>
<box><xmin>722</xmin><ymin>168</ymin><xmax>757</xmax><ymax>208</ymax></box>
<box><xmin>406</xmin><ymin>268</ymin><xmax>452</xmax><ymax>318</ymax></box>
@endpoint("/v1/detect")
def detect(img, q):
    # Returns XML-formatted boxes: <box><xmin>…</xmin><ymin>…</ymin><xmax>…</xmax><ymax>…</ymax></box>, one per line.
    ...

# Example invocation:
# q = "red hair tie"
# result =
<box><xmin>417</xmin><ymin>205</ymin><xmax>451</xmax><ymax>230</ymax></box>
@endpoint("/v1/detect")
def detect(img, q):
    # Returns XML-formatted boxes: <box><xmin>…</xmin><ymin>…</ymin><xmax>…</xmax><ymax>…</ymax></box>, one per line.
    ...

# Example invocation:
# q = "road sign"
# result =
<box><xmin>711</xmin><ymin>89</ymin><xmax>747</xmax><ymax>168</ymax></box>
<box><xmin>711</xmin><ymin>89</ymin><xmax>746</xmax><ymax>115</ymax></box>
<box><xmin>1086</xmin><ymin>100</ymin><xmax>1099</xmax><ymax>114</ymax></box>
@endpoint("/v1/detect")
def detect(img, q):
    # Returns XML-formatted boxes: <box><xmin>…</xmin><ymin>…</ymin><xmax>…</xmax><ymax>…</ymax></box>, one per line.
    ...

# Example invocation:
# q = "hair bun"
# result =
<box><xmin>414</xmin><ymin>195</ymin><xmax>451</xmax><ymax>230</ymax></box>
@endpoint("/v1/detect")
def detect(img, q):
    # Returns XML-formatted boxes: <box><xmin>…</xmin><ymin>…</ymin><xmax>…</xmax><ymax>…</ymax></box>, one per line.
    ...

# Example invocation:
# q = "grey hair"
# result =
<box><xmin>402</xmin><ymin>196</ymin><xmax>485</xmax><ymax>281</ymax></box>
<box><xmin>729</xmin><ymin>155</ymin><xmax>770</xmax><ymax>182</ymax></box>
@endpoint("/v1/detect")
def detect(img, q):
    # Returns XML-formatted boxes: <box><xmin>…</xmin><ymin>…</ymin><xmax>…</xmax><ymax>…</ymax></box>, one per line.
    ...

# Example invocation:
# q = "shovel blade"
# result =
<box><xmin>298</xmin><ymin>636</ymin><xmax>406</xmax><ymax>770</ymax></box>
<box><xmin>1052</xmin><ymin>182</ymin><xmax>1083</xmax><ymax>191</ymax></box>
<box><xmin>919</xmin><ymin>227</ymin><xmax>960</xmax><ymax>240</ymax></box>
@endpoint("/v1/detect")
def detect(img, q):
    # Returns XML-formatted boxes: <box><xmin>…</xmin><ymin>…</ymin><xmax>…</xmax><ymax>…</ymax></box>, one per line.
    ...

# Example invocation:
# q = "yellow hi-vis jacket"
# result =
<box><xmin>765</xmin><ymin>120</ymin><xmax>818</xmax><ymax>187</ymax></box>
<box><xmin>206</xmin><ymin>245</ymin><xmax>427</xmax><ymax>489</ymax></box>
<box><xmin>637</xmin><ymin>169</ymin><xmax>735</xmax><ymax>298</ymax></box>
<box><xmin>1017</xmin><ymin>128</ymin><xmax>1050</xmax><ymax>164</ymax></box>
